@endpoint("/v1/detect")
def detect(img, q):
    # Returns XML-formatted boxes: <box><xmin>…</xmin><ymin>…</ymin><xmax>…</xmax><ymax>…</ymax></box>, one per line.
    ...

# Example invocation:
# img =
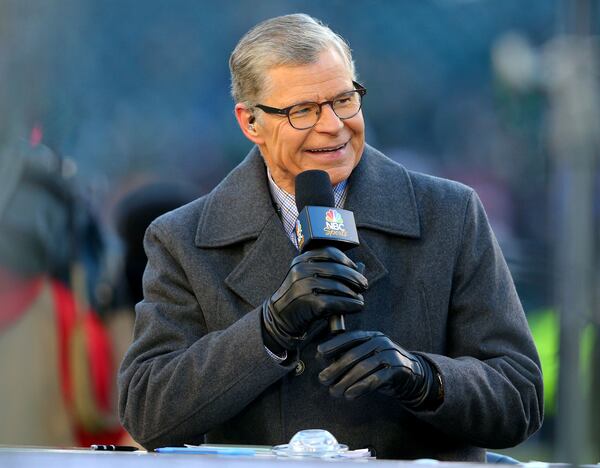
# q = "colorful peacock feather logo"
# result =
<box><xmin>325</xmin><ymin>209</ymin><xmax>343</xmax><ymax>224</ymax></box>
<box><xmin>324</xmin><ymin>208</ymin><xmax>347</xmax><ymax>237</ymax></box>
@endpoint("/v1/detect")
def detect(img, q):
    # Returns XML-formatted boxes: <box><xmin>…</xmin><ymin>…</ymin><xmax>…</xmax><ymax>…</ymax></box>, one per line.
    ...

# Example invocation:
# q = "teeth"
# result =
<box><xmin>308</xmin><ymin>143</ymin><xmax>345</xmax><ymax>152</ymax></box>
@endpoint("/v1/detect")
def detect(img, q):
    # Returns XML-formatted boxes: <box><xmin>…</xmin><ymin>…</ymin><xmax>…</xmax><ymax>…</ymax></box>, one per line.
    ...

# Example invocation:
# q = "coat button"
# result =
<box><xmin>294</xmin><ymin>360</ymin><xmax>305</xmax><ymax>376</ymax></box>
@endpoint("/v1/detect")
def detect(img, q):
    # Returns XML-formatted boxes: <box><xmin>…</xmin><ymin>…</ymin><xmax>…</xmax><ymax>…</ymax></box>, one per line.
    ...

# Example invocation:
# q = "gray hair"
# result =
<box><xmin>229</xmin><ymin>13</ymin><xmax>356</xmax><ymax>106</ymax></box>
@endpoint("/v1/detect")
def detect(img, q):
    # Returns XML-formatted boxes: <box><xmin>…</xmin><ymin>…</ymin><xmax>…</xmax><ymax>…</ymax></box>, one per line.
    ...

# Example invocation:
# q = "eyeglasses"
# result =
<box><xmin>254</xmin><ymin>81</ymin><xmax>367</xmax><ymax>130</ymax></box>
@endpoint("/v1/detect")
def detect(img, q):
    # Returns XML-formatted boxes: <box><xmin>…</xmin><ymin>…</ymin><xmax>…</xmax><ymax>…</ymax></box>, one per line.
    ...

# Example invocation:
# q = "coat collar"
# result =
<box><xmin>195</xmin><ymin>146</ymin><xmax>274</xmax><ymax>248</ymax></box>
<box><xmin>345</xmin><ymin>144</ymin><xmax>421</xmax><ymax>238</ymax></box>
<box><xmin>195</xmin><ymin>144</ymin><xmax>420</xmax><ymax>248</ymax></box>
<box><xmin>194</xmin><ymin>144</ymin><xmax>420</xmax><ymax>308</ymax></box>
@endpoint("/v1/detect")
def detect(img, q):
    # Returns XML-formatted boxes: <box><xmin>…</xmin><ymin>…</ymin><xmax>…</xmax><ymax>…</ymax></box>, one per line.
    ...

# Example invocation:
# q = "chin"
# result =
<box><xmin>325</xmin><ymin>166</ymin><xmax>353</xmax><ymax>186</ymax></box>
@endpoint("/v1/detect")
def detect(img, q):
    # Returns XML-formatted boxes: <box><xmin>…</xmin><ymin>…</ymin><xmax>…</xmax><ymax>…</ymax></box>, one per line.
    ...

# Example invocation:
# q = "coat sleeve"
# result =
<box><xmin>415</xmin><ymin>190</ymin><xmax>543</xmax><ymax>448</ymax></box>
<box><xmin>117</xmin><ymin>222</ymin><xmax>294</xmax><ymax>449</ymax></box>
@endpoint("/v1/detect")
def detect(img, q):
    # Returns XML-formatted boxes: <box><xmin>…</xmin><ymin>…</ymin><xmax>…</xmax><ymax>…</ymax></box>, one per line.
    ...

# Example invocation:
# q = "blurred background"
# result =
<box><xmin>0</xmin><ymin>0</ymin><xmax>598</xmax><ymax>463</ymax></box>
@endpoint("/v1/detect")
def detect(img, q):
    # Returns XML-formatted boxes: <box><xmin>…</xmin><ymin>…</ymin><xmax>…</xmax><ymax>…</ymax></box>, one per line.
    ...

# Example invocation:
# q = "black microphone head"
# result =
<box><xmin>295</xmin><ymin>170</ymin><xmax>334</xmax><ymax>212</ymax></box>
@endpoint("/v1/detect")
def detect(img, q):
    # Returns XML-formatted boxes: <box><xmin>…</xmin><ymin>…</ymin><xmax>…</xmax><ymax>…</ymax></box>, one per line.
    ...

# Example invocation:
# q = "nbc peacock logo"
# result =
<box><xmin>324</xmin><ymin>209</ymin><xmax>347</xmax><ymax>237</ymax></box>
<box><xmin>325</xmin><ymin>209</ymin><xmax>344</xmax><ymax>224</ymax></box>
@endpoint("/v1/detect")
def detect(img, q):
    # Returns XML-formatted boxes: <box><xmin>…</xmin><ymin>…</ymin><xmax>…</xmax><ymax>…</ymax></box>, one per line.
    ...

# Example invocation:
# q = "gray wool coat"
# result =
<box><xmin>118</xmin><ymin>144</ymin><xmax>543</xmax><ymax>461</ymax></box>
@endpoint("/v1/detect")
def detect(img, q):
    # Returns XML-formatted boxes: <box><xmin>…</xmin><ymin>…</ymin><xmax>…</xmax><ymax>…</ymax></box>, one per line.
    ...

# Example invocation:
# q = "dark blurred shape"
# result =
<box><xmin>0</xmin><ymin>140</ymin><xmax>106</xmax><ymax>311</ymax></box>
<box><xmin>0</xmin><ymin>140</ymin><xmax>75</xmax><ymax>279</ymax></box>
<box><xmin>113</xmin><ymin>181</ymin><xmax>198</xmax><ymax>306</ymax></box>
<box><xmin>0</xmin><ymin>139</ymin><xmax>126</xmax><ymax>447</ymax></box>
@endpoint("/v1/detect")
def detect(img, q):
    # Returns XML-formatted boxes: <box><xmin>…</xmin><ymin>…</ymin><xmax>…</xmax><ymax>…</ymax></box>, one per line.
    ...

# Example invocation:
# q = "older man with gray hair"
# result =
<box><xmin>118</xmin><ymin>13</ymin><xmax>543</xmax><ymax>461</ymax></box>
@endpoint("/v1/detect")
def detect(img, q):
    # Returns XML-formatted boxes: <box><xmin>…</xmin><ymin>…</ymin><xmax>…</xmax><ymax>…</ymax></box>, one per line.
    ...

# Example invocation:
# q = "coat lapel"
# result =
<box><xmin>344</xmin><ymin>144</ymin><xmax>421</xmax><ymax>288</ymax></box>
<box><xmin>194</xmin><ymin>147</ymin><xmax>296</xmax><ymax>308</ymax></box>
<box><xmin>346</xmin><ymin>144</ymin><xmax>421</xmax><ymax>238</ymax></box>
<box><xmin>224</xmin><ymin>214</ymin><xmax>297</xmax><ymax>308</ymax></box>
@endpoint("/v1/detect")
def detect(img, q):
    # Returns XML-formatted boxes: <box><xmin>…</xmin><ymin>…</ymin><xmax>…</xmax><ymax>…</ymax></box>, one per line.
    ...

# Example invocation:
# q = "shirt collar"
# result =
<box><xmin>266</xmin><ymin>169</ymin><xmax>349</xmax><ymax>248</ymax></box>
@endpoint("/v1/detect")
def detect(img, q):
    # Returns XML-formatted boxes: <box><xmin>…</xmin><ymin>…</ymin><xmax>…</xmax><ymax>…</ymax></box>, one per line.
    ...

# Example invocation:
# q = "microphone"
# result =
<box><xmin>294</xmin><ymin>170</ymin><xmax>361</xmax><ymax>333</ymax></box>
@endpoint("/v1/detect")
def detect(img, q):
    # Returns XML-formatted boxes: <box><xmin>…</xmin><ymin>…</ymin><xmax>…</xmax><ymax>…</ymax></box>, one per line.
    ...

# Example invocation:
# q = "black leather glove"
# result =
<box><xmin>262</xmin><ymin>247</ymin><xmax>368</xmax><ymax>352</ymax></box>
<box><xmin>317</xmin><ymin>330</ymin><xmax>442</xmax><ymax>408</ymax></box>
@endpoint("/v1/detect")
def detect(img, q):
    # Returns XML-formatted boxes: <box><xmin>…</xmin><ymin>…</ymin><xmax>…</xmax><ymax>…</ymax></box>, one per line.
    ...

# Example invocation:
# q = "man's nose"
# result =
<box><xmin>314</xmin><ymin>103</ymin><xmax>343</xmax><ymax>132</ymax></box>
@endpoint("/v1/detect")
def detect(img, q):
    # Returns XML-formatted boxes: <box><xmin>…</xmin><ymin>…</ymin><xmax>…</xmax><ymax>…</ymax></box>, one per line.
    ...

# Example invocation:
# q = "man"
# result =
<box><xmin>118</xmin><ymin>14</ymin><xmax>543</xmax><ymax>460</ymax></box>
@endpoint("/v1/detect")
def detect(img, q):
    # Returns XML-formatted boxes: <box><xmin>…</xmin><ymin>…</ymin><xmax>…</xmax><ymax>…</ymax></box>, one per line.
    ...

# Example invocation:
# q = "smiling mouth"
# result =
<box><xmin>306</xmin><ymin>142</ymin><xmax>347</xmax><ymax>154</ymax></box>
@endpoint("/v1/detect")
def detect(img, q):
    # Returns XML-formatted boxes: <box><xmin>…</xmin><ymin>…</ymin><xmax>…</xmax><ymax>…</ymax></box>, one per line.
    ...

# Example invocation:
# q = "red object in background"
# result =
<box><xmin>29</xmin><ymin>125</ymin><xmax>43</xmax><ymax>147</ymax></box>
<box><xmin>51</xmin><ymin>280</ymin><xmax>125</xmax><ymax>445</ymax></box>
<box><xmin>0</xmin><ymin>267</ymin><xmax>124</xmax><ymax>446</ymax></box>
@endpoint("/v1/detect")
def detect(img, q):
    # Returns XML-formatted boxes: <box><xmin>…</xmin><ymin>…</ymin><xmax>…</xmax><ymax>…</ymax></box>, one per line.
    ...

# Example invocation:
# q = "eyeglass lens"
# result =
<box><xmin>288</xmin><ymin>90</ymin><xmax>362</xmax><ymax>129</ymax></box>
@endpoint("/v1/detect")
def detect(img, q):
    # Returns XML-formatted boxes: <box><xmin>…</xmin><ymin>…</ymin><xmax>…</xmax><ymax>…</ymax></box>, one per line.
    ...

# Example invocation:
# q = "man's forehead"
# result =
<box><xmin>261</xmin><ymin>71</ymin><xmax>354</xmax><ymax>106</ymax></box>
<box><xmin>258</xmin><ymin>47</ymin><xmax>353</xmax><ymax>104</ymax></box>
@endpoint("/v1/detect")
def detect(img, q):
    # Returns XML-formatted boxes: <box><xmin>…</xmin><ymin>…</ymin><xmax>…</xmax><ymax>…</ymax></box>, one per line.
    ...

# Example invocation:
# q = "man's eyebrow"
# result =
<box><xmin>282</xmin><ymin>86</ymin><xmax>355</xmax><ymax>107</ymax></box>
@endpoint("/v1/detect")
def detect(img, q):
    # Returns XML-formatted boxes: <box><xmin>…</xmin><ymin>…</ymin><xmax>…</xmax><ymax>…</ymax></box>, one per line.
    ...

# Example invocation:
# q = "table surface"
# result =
<box><xmin>0</xmin><ymin>446</ymin><xmax>492</xmax><ymax>468</ymax></box>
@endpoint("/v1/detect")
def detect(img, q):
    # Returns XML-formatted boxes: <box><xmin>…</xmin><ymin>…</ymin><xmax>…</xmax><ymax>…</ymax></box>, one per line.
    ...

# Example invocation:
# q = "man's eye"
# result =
<box><xmin>335</xmin><ymin>95</ymin><xmax>355</xmax><ymax>106</ymax></box>
<box><xmin>290</xmin><ymin>105</ymin><xmax>315</xmax><ymax>117</ymax></box>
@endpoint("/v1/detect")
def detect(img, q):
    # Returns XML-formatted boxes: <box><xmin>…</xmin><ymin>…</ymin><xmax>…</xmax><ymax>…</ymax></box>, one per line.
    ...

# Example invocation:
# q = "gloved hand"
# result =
<box><xmin>262</xmin><ymin>247</ymin><xmax>368</xmax><ymax>352</ymax></box>
<box><xmin>317</xmin><ymin>330</ymin><xmax>442</xmax><ymax>408</ymax></box>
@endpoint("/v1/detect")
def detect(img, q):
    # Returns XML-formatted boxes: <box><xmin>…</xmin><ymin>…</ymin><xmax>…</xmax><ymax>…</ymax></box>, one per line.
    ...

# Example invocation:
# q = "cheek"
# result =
<box><xmin>351</xmin><ymin>137</ymin><xmax>365</xmax><ymax>162</ymax></box>
<box><xmin>279</xmin><ymin>132</ymin><xmax>308</xmax><ymax>159</ymax></box>
<box><xmin>271</xmin><ymin>120</ymin><xmax>301</xmax><ymax>146</ymax></box>
<box><xmin>268</xmin><ymin>129</ymin><xmax>309</xmax><ymax>175</ymax></box>
<box><xmin>349</xmin><ymin>120</ymin><xmax>365</xmax><ymax>155</ymax></box>
<box><xmin>350</xmin><ymin>114</ymin><xmax>365</xmax><ymax>138</ymax></box>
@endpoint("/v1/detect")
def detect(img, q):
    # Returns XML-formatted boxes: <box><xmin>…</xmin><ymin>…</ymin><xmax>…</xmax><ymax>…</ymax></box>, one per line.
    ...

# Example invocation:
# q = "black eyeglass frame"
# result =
<box><xmin>254</xmin><ymin>81</ymin><xmax>367</xmax><ymax>130</ymax></box>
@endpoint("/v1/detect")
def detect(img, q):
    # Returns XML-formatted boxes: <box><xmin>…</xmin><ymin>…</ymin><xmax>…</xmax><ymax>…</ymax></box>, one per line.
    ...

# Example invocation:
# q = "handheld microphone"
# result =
<box><xmin>294</xmin><ymin>170</ymin><xmax>361</xmax><ymax>333</ymax></box>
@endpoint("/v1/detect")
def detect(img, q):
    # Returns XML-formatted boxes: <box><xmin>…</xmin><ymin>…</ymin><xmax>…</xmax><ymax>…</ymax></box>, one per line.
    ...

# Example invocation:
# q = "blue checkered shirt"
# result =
<box><xmin>266</xmin><ymin>169</ymin><xmax>349</xmax><ymax>249</ymax></box>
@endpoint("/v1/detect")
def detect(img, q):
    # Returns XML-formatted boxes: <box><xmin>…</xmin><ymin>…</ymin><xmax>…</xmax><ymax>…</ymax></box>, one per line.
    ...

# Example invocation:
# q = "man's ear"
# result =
<box><xmin>235</xmin><ymin>104</ymin><xmax>263</xmax><ymax>145</ymax></box>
